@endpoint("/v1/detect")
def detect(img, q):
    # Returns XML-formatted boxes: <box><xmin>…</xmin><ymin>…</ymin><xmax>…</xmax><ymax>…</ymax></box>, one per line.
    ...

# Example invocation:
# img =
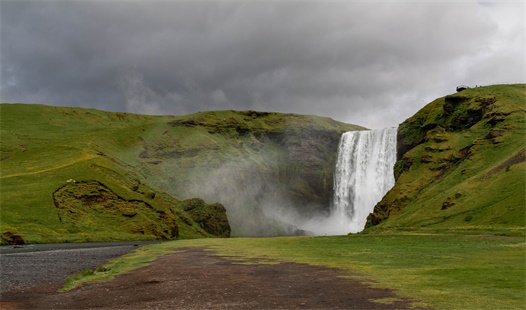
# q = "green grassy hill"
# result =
<box><xmin>366</xmin><ymin>84</ymin><xmax>526</xmax><ymax>236</ymax></box>
<box><xmin>0</xmin><ymin>104</ymin><xmax>361</xmax><ymax>243</ymax></box>
<box><xmin>2</xmin><ymin>84</ymin><xmax>522</xmax><ymax>244</ymax></box>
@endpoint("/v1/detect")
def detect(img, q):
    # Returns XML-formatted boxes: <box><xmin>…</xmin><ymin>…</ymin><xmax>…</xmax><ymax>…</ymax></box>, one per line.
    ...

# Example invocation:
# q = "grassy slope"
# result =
<box><xmin>63</xmin><ymin>235</ymin><xmax>525</xmax><ymax>309</ymax></box>
<box><xmin>367</xmin><ymin>84</ymin><xmax>526</xmax><ymax>236</ymax></box>
<box><xmin>0</xmin><ymin>104</ymin><xmax>215</xmax><ymax>243</ymax></box>
<box><xmin>0</xmin><ymin>104</ymin><xmax>360</xmax><ymax>243</ymax></box>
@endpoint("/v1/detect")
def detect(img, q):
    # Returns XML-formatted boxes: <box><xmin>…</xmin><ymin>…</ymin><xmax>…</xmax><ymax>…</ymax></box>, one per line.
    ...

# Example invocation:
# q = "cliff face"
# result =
<box><xmin>132</xmin><ymin>111</ymin><xmax>363</xmax><ymax>236</ymax></box>
<box><xmin>366</xmin><ymin>84</ymin><xmax>525</xmax><ymax>235</ymax></box>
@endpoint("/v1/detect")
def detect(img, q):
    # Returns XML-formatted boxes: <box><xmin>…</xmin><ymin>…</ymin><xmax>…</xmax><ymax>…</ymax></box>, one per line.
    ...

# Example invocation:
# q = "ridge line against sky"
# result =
<box><xmin>1</xmin><ymin>0</ymin><xmax>524</xmax><ymax>129</ymax></box>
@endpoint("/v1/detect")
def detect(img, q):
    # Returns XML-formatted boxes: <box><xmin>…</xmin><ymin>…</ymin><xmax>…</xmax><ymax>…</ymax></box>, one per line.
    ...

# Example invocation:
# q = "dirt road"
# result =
<box><xmin>1</xmin><ymin>247</ymin><xmax>422</xmax><ymax>309</ymax></box>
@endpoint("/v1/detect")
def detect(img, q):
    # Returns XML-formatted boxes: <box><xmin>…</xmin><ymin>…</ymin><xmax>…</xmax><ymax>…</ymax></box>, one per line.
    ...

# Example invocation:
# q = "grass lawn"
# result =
<box><xmin>65</xmin><ymin>234</ymin><xmax>526</xmax><ymax>309</ymax></box>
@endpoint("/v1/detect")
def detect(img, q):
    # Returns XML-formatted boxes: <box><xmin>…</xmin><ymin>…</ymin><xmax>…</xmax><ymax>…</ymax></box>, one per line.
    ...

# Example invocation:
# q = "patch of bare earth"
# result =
<box><xmin>2</xmin><ymin>247</ymin><xmax>425</xmax><ymax>309</ymax></box>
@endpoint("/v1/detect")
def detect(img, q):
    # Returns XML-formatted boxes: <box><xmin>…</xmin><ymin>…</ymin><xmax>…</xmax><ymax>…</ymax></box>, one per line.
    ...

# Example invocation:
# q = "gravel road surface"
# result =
<box><xmin>0</xmin><ymin>245</ymin><xmax>138</xmax><ymax>292</ymax></box>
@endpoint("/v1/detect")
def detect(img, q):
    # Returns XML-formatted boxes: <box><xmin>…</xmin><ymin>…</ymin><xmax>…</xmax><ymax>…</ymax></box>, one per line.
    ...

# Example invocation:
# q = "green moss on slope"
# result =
<box><xmin>181</xmin><ymin>198</ymin><xmax>230</xmax><ymax>238</ymax></box>
<box><xmin>366</xmin><ymin>84</ymin><xmax>526</xmax><ymax>236</ymax></box>
<box><xmin>53</xmin><ymin>180</ymin><xmax>179</xmax><ymax>239</ymax></box>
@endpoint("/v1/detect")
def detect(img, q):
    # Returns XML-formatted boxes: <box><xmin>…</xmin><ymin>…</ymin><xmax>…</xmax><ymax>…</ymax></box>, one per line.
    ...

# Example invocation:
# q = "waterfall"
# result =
<box><xmin>332</xmin><ymin>127</ymin><xmax>397</xmax><ymax>233</ymax></box>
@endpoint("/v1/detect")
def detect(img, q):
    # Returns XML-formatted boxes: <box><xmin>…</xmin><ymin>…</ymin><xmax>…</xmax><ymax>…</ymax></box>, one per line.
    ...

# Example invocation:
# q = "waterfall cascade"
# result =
<box><xmin>332</xmin><ymin>127</ymin><xmax>397</xmax><ymax>233</ymax></box>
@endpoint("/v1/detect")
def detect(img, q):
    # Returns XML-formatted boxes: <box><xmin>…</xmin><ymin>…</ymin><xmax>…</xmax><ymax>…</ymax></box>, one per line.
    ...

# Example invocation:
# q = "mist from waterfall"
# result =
<box><xmin>300</xmin><ymin>128</ymin><xmax>397</xmax><ymax>235</ymax></box>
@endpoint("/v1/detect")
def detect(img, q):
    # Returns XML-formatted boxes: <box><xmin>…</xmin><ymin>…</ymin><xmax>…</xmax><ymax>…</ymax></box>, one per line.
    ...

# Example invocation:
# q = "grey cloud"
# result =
<box><xmin>1</xmin><ymin>1</ymin><xmax>523</xmax><ymax>128</ymax></box>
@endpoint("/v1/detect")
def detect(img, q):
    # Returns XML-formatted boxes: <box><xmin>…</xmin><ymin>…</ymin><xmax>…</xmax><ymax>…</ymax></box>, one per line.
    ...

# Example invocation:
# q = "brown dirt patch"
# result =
<box><xmin>1</xmin><ymin>247</ymin><xmax>425</xmax><ymax>309</ymax></box>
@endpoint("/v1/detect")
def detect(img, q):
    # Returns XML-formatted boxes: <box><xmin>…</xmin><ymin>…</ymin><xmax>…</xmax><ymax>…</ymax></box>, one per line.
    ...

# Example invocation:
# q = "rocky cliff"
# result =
<box><xmin>131</xmin><ymin>110</ymin><xmax>364</xmax><ymax>235</ymax></box>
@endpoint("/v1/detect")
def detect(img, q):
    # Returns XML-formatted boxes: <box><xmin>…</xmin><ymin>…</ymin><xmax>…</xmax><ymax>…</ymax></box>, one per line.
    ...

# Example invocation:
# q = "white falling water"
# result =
<box><xmin>331</xmin><ymin>127</ymin><xmax>397</xmax><ymax>233</ymax></box>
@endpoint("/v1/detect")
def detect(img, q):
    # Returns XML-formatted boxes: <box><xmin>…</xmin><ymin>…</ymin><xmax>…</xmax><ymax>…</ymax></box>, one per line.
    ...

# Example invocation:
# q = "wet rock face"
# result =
<box><xmin>143</xmin><ymin>111</ymin><xmax>362</xmax><ymax>236</ymax></box>
<box><xmin>169</xmin><ymin>126</ymin><xmax>342</xmax><ymax>236</ymax></box>
<box><xmin>280</xmin><ymin>128</ymin><xmax>343</xmax><ymax>214</ymax></box>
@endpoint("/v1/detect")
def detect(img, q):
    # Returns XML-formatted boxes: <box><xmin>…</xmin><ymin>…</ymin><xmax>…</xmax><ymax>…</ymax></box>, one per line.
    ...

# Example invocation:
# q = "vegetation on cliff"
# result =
<box><xmin>0</xmin><ymin>104</ymin><xmax>361</xmax><ymax>243</ymax></box>
<box><xmin>131</xmin><ymin>110</ymin><xmax>363</xmax><ymax>235</ymax></box>
<box><xmin>366</xmin><ymin>84</ymin><xmax>525</xmax><ymax>236</ymax></box>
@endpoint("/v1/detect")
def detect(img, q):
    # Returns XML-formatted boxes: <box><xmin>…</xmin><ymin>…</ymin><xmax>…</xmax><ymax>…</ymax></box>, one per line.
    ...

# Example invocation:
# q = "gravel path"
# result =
<box><xmin>0</xmin><ymin>246</ymin><xmax>138</xmax><ymax>292</ymax></box>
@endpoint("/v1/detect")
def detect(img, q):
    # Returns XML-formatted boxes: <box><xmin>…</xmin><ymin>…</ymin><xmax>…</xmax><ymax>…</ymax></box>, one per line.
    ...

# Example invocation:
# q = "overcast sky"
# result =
<box><xmin>1</xmin><ymin>0</ymin><xmax>524</xmax><ymax>129</ymax></box>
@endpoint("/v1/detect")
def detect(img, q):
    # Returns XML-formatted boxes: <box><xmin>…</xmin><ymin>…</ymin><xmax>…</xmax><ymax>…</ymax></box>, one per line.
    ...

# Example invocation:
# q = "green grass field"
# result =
<box><xmin>64</xmin><ymin>234</ymin><xmax>526</xmax><ymax>309</ymax></box>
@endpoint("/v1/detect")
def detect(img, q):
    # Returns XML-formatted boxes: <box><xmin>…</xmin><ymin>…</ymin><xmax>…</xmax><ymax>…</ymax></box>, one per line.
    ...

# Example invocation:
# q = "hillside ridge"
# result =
<box><xmin>0</xmin><ymin>104</ymin><xmax>362</xmax><ymax>243</ymax></box>
<box><xmin>366</xmin><ymin>84</ymin><xmax>525</xmax><ymax>236</ymax></box>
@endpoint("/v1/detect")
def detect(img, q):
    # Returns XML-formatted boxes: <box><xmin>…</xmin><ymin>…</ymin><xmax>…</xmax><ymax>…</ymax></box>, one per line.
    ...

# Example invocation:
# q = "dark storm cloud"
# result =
<box><xmin>1</xmin><ymin>1</ymin><xmax>524</xmax><ymax>128</ymax></box>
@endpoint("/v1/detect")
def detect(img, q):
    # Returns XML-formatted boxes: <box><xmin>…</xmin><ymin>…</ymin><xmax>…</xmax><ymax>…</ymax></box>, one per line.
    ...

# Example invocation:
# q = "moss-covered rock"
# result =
<box><xmin>181</xmin><ymin>198</ymin><xmax>231</xmax><ymax>238</ymax></box>
<box><xmin>53</xmin><ymin>180</ymin><xmax>179</xmax><ymax>240</ymax></box>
